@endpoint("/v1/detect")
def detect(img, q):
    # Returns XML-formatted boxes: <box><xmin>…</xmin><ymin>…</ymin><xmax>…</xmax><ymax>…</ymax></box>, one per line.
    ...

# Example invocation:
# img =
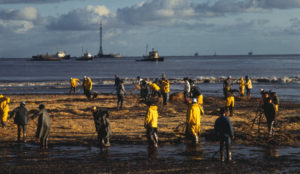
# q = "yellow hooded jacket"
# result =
<box><xmin>0</xmin><ymin>97</ymin><xmax>10</xmax><ymax>122</ymax></box>
<box><xmin>245</xmin><ymin>79</ymin><xmax>252</xmax><ymax>89</ymax></box>
<box><xmin>149</xmin><ymin>82</ymin><xmax>160</xmax><ymax>92</ymax></box>
<box><xmin>84</xmin><ymin>77</ymin><xmax>93</xmax><ymax>91</ymax></box>
<box><xmin>145</xmin><ymin>105</ymin><xmax>158</xmax><ymax>128</ymax></box>
<box><xmin>71</xmin><ymin>78</ymin><xmax>80</xmax><ymax>88</ymax></box>
<box><xmin>186</xmin><ymin>104</ymin><xmax>201</xmax><ymax>136</ymax></box>
<box><xmin>160</xmin><ymin>80</ymin><xmax>170</xmax><ymax>93</ymax></box>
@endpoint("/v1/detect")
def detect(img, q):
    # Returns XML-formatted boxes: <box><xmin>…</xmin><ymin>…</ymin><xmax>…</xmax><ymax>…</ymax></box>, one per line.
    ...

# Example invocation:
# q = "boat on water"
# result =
<box><xmin>76</xmin><ymin>51</ymin><xmax>94</xmax><ymax>61</ymax></box>
<box><xmin>32</xmin><ymin>51</ymin><xmax>70</xmax><ymax>61</ymax></box>
<box><xmin>137</xmin><ymin>48</ymin><xmax>164</xmax><ymax>62</ymax></box>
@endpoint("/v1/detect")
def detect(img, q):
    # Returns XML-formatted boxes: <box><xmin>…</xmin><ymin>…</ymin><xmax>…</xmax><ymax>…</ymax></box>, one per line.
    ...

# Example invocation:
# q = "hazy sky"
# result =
<box><xmin>1</xmin><ymin>0</ymin><xmax>300</xmax><ymax>58</ymax></box>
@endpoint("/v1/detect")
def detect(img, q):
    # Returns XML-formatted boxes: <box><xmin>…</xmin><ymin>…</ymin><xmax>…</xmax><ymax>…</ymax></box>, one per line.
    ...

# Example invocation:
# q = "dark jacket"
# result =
<box><xmin>33</xmin><ymin>109</ymin><xmax>51</xmax><ymax>139</ymax></box>
<box><xmin>264</xmin><ymin>103</ymin><xmax>276</xmax><ymax>120</ymax></box>
<box><xmin>191</xmin><ymin>86</ymin><xmax>201</xmax><ymax>98</ymax></box>
<box><xmin>93</xmin><ymin>109</ymin><xmax>112</xmax><ymax>138</ymax></box>
<box><xmin>114</xmin><ymin>77</ymin><xmax>121</xmax><ymax>88</ymax></box>
<box><xmin>117</xmin><ymin>84</ymin><xmax>126</xmax><ymax>95</ymax></box>
<box><xmin>10</xmin><ymin>106</ymin><xmax>28</xmax><ymax>125</ymax></box>
<box><xmin>214</xmin><ymin>115</ymin><xmax>234</xmax><ymax>138</ymax></box>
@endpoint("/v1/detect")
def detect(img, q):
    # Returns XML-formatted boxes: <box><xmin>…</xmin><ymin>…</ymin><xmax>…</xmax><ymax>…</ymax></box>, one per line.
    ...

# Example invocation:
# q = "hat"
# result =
<box><xmin>20</xmin><ymin>101</ymin><xmax>25</xmax><ymax>106</ymax></box>
<box><xmin>228</xmin><ymin>76</ymin><xmax>232</xmax><ymax>79</ymax></box>
<box><xmin>192</xmin><ymin>98</ymin><xmax>198</xmax><ymax>103</ymax></box>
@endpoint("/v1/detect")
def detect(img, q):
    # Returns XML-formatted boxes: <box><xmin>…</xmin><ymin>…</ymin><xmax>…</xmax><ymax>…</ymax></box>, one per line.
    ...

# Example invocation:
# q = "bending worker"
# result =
<box><xmin>83</xmin><ymin>76</ymin><xmax>93</xmax><ymax>99</ymax></box>
<box><xmin>0</xmin><ymin>95</ymin><xmax>10</xmax><ymax>128</ymax></box>
<box><xmin>186</xmin><ymin>98</ymin><xmax>202</xmax><ymax>144</ymax></box>
<box><xmin>91</xmin><ymin>106</ymin><xmax>111</xmax><ymax>147</ymax></box>
<box><xmin>10</xmin><ymin>102</ymin><xmax>28</xmax><ymax>142</ymax></box>
<box><xmin>214</xmin><ymin>108</ymin><xmax>234</xmax><ymax>162</ymax></box>
<box><xmin>225</xmin><ymin>91</ymin><xmax>235</xmax><ymax>116</ymax></box>
<box><xmin>70</xmin><ymin>77</ymin><xmax>80</xmax><ymax>94</ymax></box>
<box><xmin>144</xmin><ymin>99</ymin><xmax>159</xmax><ymax>148</ymax></box>
<box><xmin>149</xmin><ymin>80</ymin><xmax>161</xmax><ymax>97</ymax></box>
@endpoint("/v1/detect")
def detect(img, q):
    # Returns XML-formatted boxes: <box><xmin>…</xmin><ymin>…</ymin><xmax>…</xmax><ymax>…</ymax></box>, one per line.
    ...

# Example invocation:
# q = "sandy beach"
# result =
<box><xmin>0</xmin><ymin>93</ymin><xmax>299</xmax><ymax>173</ymax></box>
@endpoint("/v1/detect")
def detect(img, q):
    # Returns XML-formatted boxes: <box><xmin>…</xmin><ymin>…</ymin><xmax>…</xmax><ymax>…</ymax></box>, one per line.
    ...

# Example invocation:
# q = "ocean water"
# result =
<box><xmin>0</xmin><ymin>56</ymin><xmax>300</xmax><ymax>102</ymax></box>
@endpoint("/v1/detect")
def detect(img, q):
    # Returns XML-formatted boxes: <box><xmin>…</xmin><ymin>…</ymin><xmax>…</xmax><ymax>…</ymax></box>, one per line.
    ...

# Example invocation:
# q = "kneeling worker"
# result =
<box><xmin>91</xmin><ymin>106</ymin><xmax>111</xmax><ymax>147</ymax></box>
<box><xmin>214</xmin><ymin>108</ymin><xmax>234</xmax><ymax>162</ymax></box>
<box><xmin>186</xmin><ymin>98</ymin><xmax>202</xmax><ymax>143</ymax></box>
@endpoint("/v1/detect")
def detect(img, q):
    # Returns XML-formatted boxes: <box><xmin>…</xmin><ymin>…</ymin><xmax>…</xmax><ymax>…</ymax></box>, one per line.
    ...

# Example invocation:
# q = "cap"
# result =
<box><xmin>228</xmin><ymin>75</ymin><xmax>232</xmax><ymax>78</ymax></box>
<box><xmin>20</xmin><ymin>101</ymin><xmax>25</xmax><ymax>106</ymax></box>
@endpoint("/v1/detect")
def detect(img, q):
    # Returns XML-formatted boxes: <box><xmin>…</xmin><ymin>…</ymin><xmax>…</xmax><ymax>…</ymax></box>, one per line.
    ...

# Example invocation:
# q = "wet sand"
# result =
<box><xmin>0</xmin><ymin>94</ymin><xmax>299</xmax><ymax>173</ymax></box>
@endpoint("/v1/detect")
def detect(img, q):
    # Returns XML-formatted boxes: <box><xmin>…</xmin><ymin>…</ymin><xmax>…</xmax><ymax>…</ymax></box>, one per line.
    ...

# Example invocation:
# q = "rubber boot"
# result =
<box><xmin>230</xmin><ymin>107</ymin><xmax>234</xmax><ymax>117</ymax></box>
<box><xmin>220</xmin><ymin>151</ymin><xmax>225</xmax><ymax>162</ymax></box>
<box><xmin>228</xmin><ymin>152</ymin><xmax>232</xmax><ymax>161</ymax></box>
<box><xmin>195</xmin><ymin>135</ymin><xmax>199</xmax><ymax>144</ymax></box>
<box><xmin>104</xmin><ymin>138</ymin><xmax>111</xmax><ymax>147</ymax></box>
<box><xmin>23</xmin><ymin>133</ymin><xmax>27</xmax><ymax>143</ymax></box>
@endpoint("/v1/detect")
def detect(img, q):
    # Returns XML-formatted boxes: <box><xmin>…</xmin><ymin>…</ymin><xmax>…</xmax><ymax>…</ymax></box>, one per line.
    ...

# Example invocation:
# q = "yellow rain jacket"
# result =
<box><xmin>0</xmin><ymin>97</ymin><xmax>10</xmax><ymax>122</ymax></box>
<box><xmin>145</xmin><ymin>105</ymin><xmax>158</xmax><ymax>128</ymax></box>
<box><xmin>197</xmin><ymin>94</ymin><xmax>204</xmax><ymax>114</ymax></box>
<box><xmin>160</xmin><ymin>80</ymin><xmax>170</xmax><ymax>93</ymax></box>
<box><xmin>149</xmin><ymin>82</ymin><xmax>160</xmax><ymax>92</ymax></box>
<box><xmin>71</xmin><ymin>78</ymin><xmax>80</xmax><ymax>88</ymax></box>
<box><xmin>84</xmin><ymin>77</ymin><xmax>93</xmax><ymax>91</ymax></box>
<box><xmin>239</xmin><ymin>77</ymin><xmax>245</xmax><ymax>96</ymax></box>
<box><xmin>186</xmin><ymin>104</ymin><xmax>201</xmax><ymax>136</ymax></box>
<box><xmin>245</xmin><ymin>79</ymin><xmax>252</xmax><ymax>89</ymax></box>
<box><xmin>226</xmin><ymin>96</ymin><xmax>235</xmax><ymax>107</ymax></box>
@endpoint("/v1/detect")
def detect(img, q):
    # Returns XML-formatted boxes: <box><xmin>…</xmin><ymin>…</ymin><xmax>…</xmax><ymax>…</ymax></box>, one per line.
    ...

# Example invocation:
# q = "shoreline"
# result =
<box><xmin>0</xmin><ymin>93</ymin><xmax>299</xmax><ymax>147</ymax></box>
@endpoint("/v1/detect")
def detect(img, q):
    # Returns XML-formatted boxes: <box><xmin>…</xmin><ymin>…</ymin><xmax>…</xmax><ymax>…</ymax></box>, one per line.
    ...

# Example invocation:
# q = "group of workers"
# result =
<box><xmin>0</xmin><ymin>74</ymin><xmax>279</xmax><ymax>163</ymax></box>
<box><xmin>70</xmin><ymin>76</ymin><xmax>94</xmax><ymax>99</ymax></box>
<box><xmin>0</xmin><ymin>99</ymin><xmax>51</xmax><ymax>149</ymax></box>
<box><xmin>222</xmin><ymin>76</ymin><xmax>252</xmax><ymax>116</ymax></box>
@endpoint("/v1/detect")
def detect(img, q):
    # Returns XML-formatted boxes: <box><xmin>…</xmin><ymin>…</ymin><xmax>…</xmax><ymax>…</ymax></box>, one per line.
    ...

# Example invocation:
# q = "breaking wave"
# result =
<box><xmin>0</xmin><ymin>76</ymin><xmax>300</xmax><ymax>89</ymax></box>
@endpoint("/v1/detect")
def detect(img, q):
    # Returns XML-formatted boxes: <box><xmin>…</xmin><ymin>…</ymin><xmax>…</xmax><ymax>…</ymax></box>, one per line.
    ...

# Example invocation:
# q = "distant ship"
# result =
<box><xmin>32</xmin><ymin>51</ymin><xmax>70</xmax><ymax>61</ymax></box>
<box><xmin>94</xmin><ymin>22</ymin><xmax>122</xmax><ymax>58</ymax></box>
<box><xmin>194</xmin><ymin>52</ymin><xmax>199</xmax><ymax>56</ymax></box>
<box><xmin>76</xmin><ymin>51</ymin><xmax>94</xmax><ymax>61</ymax></box>
<box><xmin>137</xmin><ymin>48</ymin><xmax>164</xmax><ymax>61</ymax></box>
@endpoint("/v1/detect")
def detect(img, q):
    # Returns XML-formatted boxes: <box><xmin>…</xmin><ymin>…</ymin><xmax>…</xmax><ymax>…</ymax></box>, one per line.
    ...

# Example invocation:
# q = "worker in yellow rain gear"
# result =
<box><xmin>245</xmin><ymin>76</ymin><xmax>252</xmax><ymax>98</ymax></box>
<box><xmin>83</xmin><ymin>76</ymin><xmax>93</xmax><ymax>99</ymax></box>
<box><xmin>160</xmin><ymin>76</ymin><xmax>170</xmax><ymax>105</ymax></box>
<box><xmin>149</xmin><ymin>81</ymin><xmax>161</xmax><ymax>97</ymax></box>
<box><xmin>144</xmin><ymin>100</ymin><xmax>159</xmax><ymax>148</ymax></box>
<box><xmin>0</xmin><ymin>96</ymin><xmax>10</xmax><ymax>128</ymax></box>
<box><xmin>70</xmin><ymin>77</ymin><xmax>80</xmax><ymax>94</ymax></box>
<box><xmin>225</xmin><ymin>91</ymin><xmax>235</xmax><ymax>116</ymax></box>
<box><xmin>239</xmin><ymin>77</ymin><xmax>245</xmax><ymax>97</ymax></box>
<box><xmin>186</xmin><ymin>98</ymin><xmax>203</xmax><ymax>143</ymax></box>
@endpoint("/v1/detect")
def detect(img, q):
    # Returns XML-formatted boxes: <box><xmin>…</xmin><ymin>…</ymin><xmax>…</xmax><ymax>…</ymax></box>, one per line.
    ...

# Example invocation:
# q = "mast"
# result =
<box><xmin>98</xmin><ymin>21</ymin><xmax>103</xmax><ymax>56</ymax></box>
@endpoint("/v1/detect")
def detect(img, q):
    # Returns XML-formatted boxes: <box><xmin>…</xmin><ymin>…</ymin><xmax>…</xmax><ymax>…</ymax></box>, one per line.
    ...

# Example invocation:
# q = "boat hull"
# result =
<box><xmin>136</xmin><ymin>57</ymin><xmax>164</xmax><ymax>61</ymax></box>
